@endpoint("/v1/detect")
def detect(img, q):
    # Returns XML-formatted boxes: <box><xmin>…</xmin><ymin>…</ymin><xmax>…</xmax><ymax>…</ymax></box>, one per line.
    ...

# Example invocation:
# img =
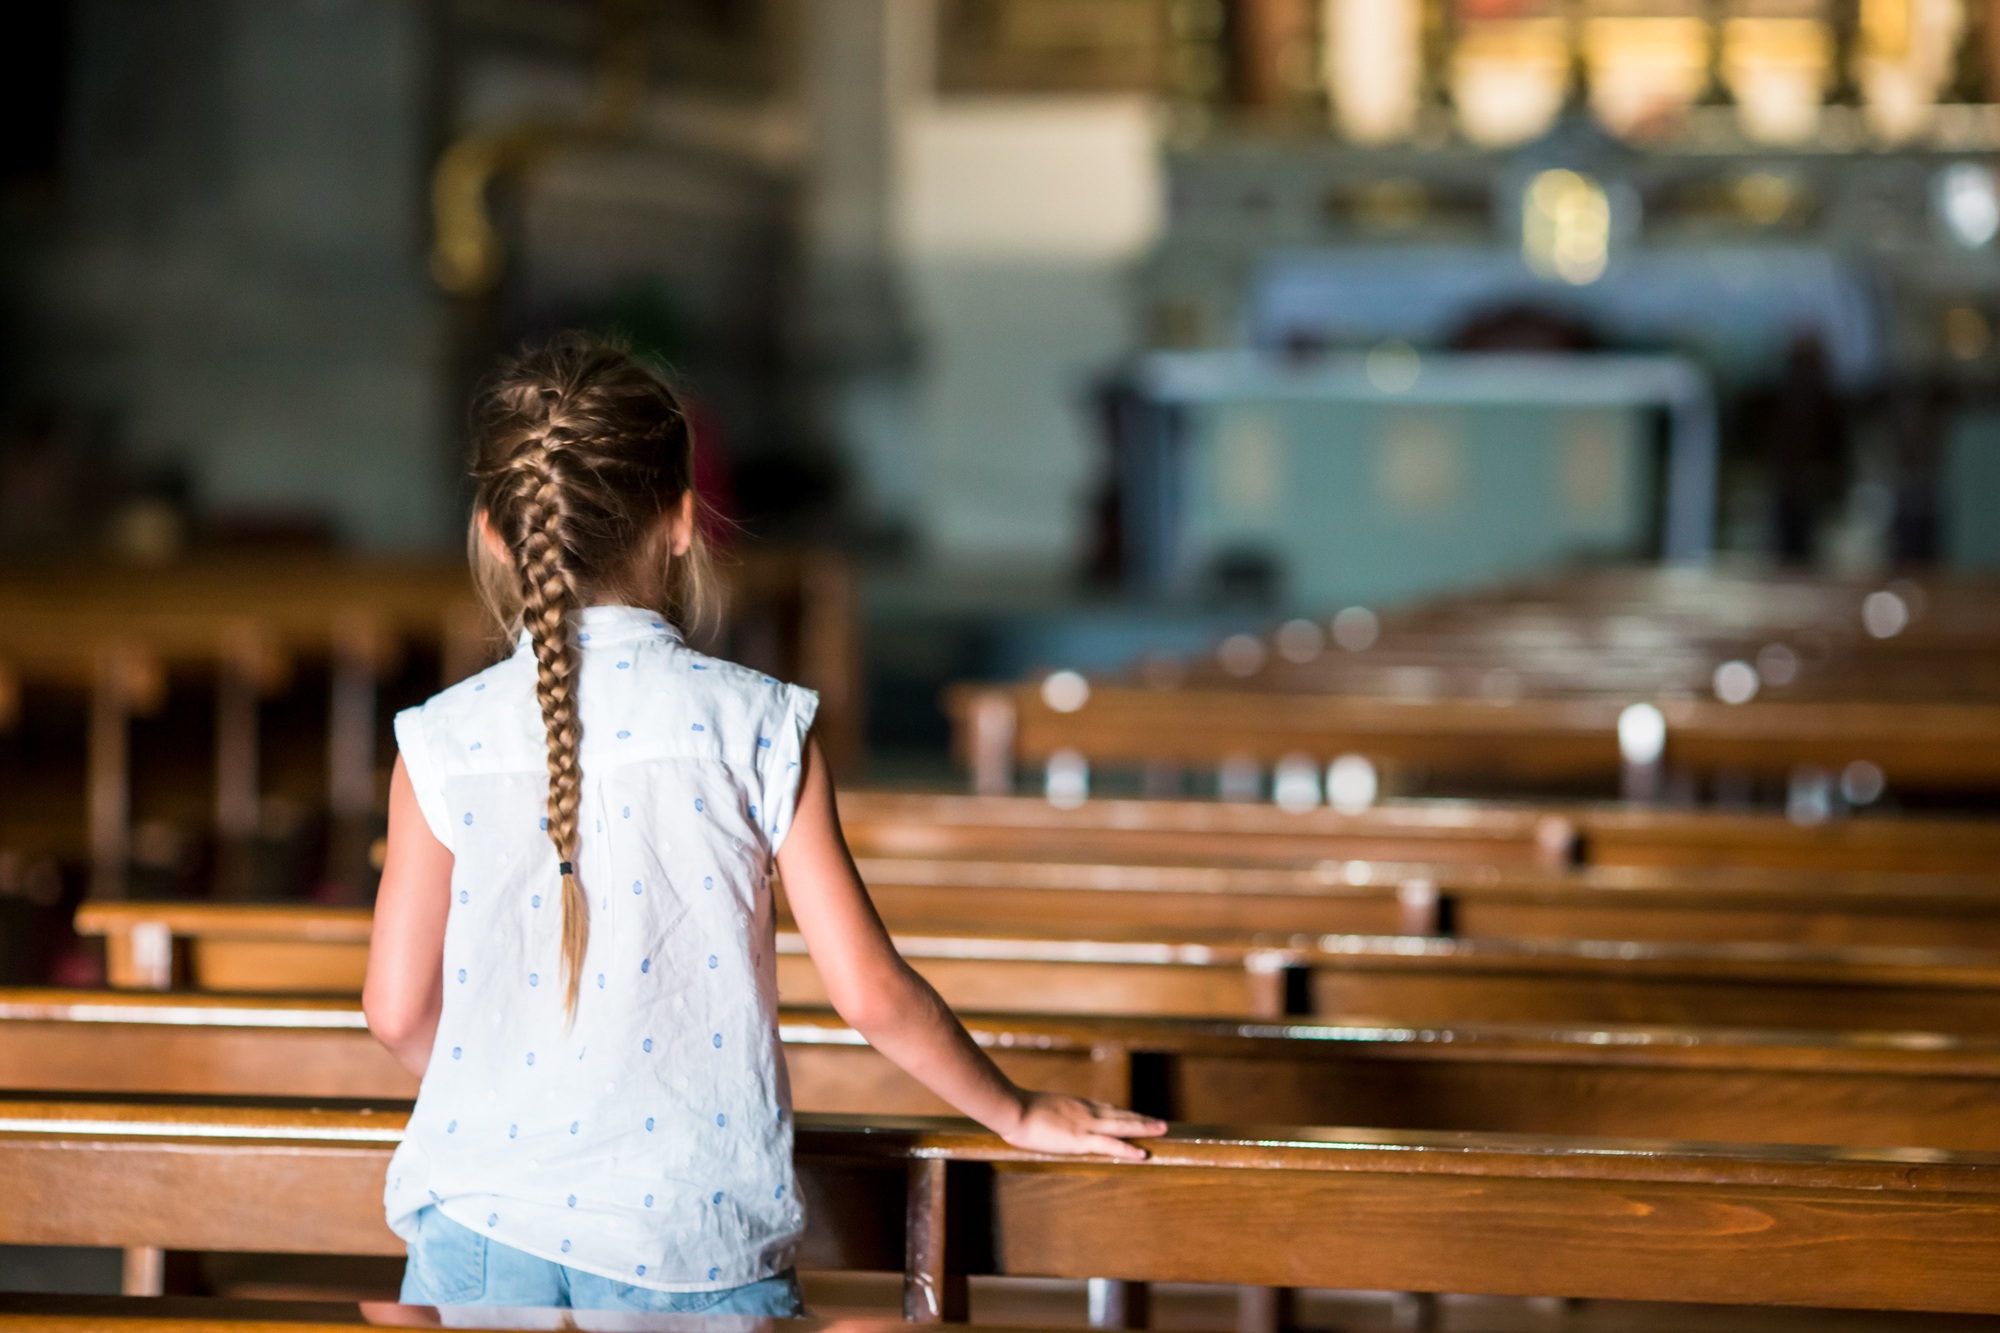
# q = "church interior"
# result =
<box><xmin>5</xmin><ymin>0</ymin><xmax>2000</xmax><ymax>1328</ymax></box>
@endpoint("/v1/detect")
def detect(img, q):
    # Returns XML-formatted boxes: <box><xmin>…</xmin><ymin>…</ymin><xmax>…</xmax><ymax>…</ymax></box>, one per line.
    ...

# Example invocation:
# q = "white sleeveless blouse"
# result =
<box><xmin>385</xmin><ymin>603</ymin><xmax>818</xmax><ymax>1291</ymax></box>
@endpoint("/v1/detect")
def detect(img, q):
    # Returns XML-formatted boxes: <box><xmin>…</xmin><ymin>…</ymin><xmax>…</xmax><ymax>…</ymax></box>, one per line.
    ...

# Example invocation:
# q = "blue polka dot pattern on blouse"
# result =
<box><xmin>458</xmin><ymin>890</ymin><xmax>468</xmax><ymax>904</ymax></box>
<box><xmin>508</xmin><ymin>1124</ymin><xmax>517</xmax><ymax>1138</ymax></box>
<box><xmin>709</xmin><ymin>1267</ymin><xmax>720</xmax><ymax>1281</ymax></box>
<box><xmin>578</xmin><ymin>632</ymin><xmax>591</xmax><ymax>642</ymax></box>
<box><xmin>463</xmin><ymin>812</ymin><xmax>473</xmax><ymax>825</ymax></box>
<box><xmin>474</xmin><ymin>682</ymin><xmax>485</xmax><ymax>691</ymax></box>
<box><xmin>457</xmin><ymin>968</ymin><xmax>467</xmax><ymax>982</ymax></box>
<box><xmin>385</xmin><ymin>603</ymin><xmax>817</xmax><ymax>1284</ymax></box>
<box><xmin>529</xmin><ymin>973</ymin><xmax>538</xmax><ymax>986</ymax></box>
<box><xmin>691</xmin><ymin>722</ymin><xmax>705</xmax><ymax>732</ymax></box>
<box><xmin>446</xmin><ymin>1120</ymin><xmax>456</xmax><ymax>1133</ymax></box>
<box><xmin>643</xmin><ymin>1194</ymin><xmax>653</xmax><ymax>1208</ymax></box>
<box><xmin>597</xmin><ymin>973</ymin><xmax>606</xmax><ymax>988</ymax></box>
<box><xmin>452</xmin><ymin>1047</ymin><xmax>462</xmax><ymax>1060</ymax></box>
<box><xmin>567</xmin><ymin>1194</ymin><xmax>576</xmax><ymax>1207</ymax></box>
<box><xmin>712</xmin><ymin>1033</ymin><xmax>723</xmax><ymax>1048</ymax></box>
<box><xmin>617</xmin><ymin>660</ymin><xmax>630</xmax><ymax>669</ymax></box>
<box><xmin>526</xmin><ymin>1052</ymin><xmax>535</xmax><ymax>1066</ymax></box>
<box><xmin>632</xmin><ymin>880</ymin><xmax>642</xmax><ymax>895</ymax></box>
<box><xmin>616</xmin><ymin>729</ymin><xmax>630</xmax><ymax>739</ymax></box>
<box><xmin>561</xmin><ymin>1240</ymin><xmax>571</xmax><ymax>1253</ymax></box>
<box><xmin>470</xmin><ymin>742</ymin><xmax>481</xmax><ymax>751</ymax></box>
<box><xmin>638</xmin><ymin>1265</ymin><xmax>648</xmax><ymax>1276</ymax></box>
<box><xmin>489</xmin><ymin>1213</ymin><xmax>499</xmax><ymax>1227</ymax></box>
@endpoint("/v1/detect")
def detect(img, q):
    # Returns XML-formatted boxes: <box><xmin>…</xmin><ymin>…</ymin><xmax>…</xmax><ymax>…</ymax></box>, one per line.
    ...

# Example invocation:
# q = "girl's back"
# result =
<box><xmin>388</xmin><ymin>609</ymin><xmax>817</xmax><ymax>1287</ymax></box>
<box><xmin>364</xmin><ymin>333</ymin><xmax>1161</xmax><ymax>1314</ymax></box>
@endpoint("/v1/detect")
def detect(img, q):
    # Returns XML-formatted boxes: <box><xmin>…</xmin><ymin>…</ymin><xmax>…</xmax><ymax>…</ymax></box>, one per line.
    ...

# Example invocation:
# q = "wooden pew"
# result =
<box><xmin>5</xmin><ymin>1099</ymin><xmax>2000</xmax><ymax>1316</ymax></box>
<box><xmin>5</xmin><ymin>1296</ymin><xmax>879</xmax><ymax>1330</ymax></box>
<box><xmin>0</xmin><ymin>549</ymin><xmax>862</xmax><ymax>899</ymax></box>
<box><xmin>951</xmin><ymin>680</ymin><xmax>2000</xmax><ymax>796</ymax></box>
<box><xmin>72</xmin><ymin>901</ymin><xmax>2000</xmax><ymax>1034</ymax></box>
<box><xmin>12</xmin><ymin>989</ymin><xmax>2000</xmax><ymax>1154</ymax></box>
<box><xmin>847</xmin><ymin>853</ymin><xmax>2000</xmax><ymax>949</ymax></box>
<box><xmin>943</xmin><ymin>568</ymin><xmax>2000</xmax><ymax>798</ymax></box>
<box><xmin>838</xmin><ymin>789</ymin><xmax>2000</xmax><ymax>875</ymax></box>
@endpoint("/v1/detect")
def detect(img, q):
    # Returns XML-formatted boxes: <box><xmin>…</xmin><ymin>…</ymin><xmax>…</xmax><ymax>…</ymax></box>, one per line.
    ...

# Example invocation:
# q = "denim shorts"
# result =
<box><xmin>400</xmin><ymin>1204</ymin><xmax>806</xmax><ymax>1314</ymax></box>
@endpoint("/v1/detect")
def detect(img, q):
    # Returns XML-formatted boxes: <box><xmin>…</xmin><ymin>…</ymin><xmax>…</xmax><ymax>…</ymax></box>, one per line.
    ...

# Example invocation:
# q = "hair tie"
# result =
<box><xmin>558</xmin><ymin>861</ymin><xmax>573</xmax><ymax>875</ymax></box>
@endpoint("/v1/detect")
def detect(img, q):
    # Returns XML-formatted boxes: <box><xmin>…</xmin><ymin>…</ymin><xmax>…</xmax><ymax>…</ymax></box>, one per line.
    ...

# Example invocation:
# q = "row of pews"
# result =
<box><xmin>11</xmin><ymin>786</ymin><xmax>2000</xmax><ymax>1323</ymax></box>
<box><xmin>0</xmin><ymin>549</ymin><xmax>860</xmax><ymax>904</ymax></box>
<box><xmin>952</xmin><ymin>569</ymin><xmax>2000</xmax><ymax>799</ymax></box>
<box><xmin>11</xmin><ymin>567</ymin><xmax>2000</xmax><ymax>1330</ymax></box>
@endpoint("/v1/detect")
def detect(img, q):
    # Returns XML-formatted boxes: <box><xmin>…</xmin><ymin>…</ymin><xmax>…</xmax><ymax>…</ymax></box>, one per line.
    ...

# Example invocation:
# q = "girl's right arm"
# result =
<box><xmin>777</xmin><ymin>735</ymin><xmax>1167</xmax><ymax>1159</ymax></box>
<box><xmin>363</xmin><ymin>756</ymin><xmax>455</xmax><ymax>1078</ymax></box>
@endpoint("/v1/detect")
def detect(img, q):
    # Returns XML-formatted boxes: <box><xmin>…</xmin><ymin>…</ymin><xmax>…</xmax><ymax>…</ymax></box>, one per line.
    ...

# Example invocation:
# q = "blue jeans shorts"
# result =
<box><xmin>400</xmin><ymin>1204</ymin><xmax>806</xmax><ymax>1314</ymax></box>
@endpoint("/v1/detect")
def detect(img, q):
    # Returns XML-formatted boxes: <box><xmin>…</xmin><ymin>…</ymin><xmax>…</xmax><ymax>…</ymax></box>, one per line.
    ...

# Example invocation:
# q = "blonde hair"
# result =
<box><xmin>468</xmin><ymin>333</ymin><xmax>716</xmax><ymax>1019</ymax></box>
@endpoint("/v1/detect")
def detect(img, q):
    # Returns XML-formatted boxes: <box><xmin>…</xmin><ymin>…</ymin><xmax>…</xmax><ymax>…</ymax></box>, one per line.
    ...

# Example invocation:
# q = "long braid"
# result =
<box><xmin>465</xmin><ymin>333</ymin><xmax>715</xmax><ymax>1025</ymax></box>
<box><xmin>513</xmin><ymin>443</ymin><xmax>589</xmax><ymax>1019</ymax></box>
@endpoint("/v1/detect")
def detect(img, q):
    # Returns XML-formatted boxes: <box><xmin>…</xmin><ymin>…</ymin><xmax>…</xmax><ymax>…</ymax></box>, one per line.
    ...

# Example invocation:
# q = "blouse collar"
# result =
<box><xmin>512</xmin><ymin>605</ymin><xmax>682</xmax><ymax>652</ymax></box>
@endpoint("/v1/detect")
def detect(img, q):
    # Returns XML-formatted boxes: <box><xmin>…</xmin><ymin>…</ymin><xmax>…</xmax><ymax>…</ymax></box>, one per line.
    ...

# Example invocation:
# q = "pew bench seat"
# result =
<box><xmin>4</xmin><ymin>1101</ymin><xmax>2000</xmax><ymax>1316</ymax></box>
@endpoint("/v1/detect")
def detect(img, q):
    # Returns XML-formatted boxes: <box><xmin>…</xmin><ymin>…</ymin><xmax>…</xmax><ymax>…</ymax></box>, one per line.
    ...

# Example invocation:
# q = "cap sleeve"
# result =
<box><xmin>393</xmin><ymin>704</ymin><xmax>453</xmax><ymax>848</ymax></box>
<box><xmin>757</xmin><ymin>684</ymin><xmax>820</xmax><ymax>855</ymax></box>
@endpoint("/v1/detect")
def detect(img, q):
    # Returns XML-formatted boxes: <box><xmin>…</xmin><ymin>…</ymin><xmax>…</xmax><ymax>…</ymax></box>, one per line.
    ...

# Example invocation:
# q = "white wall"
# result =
<box><xmin>891</xmin><ymin>96</ymin><xmax>1161</xmax><ymax>566</ymax></box>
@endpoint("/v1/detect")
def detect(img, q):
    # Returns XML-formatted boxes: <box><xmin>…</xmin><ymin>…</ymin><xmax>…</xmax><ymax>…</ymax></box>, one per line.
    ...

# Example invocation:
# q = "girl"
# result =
<box><xmin>362</xmin><ymin>335</ymin><xmax>1164</xmax><ymax>1315</ymax></box>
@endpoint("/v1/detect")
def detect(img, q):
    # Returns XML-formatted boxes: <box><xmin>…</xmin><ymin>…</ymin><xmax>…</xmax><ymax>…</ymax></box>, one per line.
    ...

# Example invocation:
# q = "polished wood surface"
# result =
<box><xmin>7</xmin><ymin>1101</ymin><xmax>2000</xmax><ymax>1314</ymax></box>
<box><xmin>847</xmin><ymin>853</ymin><xmax>2000</xmax><ymax>948</ymax></box>
<box><xmin>0</xmin><ymin>1297</ymin><xmax>970</xmax><ymax>1333</ymax></box>
<box><xmin>954</xmin><ymin>682</ymin><xmax>2000</xmax><ymax>790</ymax></box>
<box><xmin>75</xmin><ymin>901</ymin><xmax>2000</xmax><ymax>1033</ymax></box>
<box><xmin>12</xmin><ymin>990</ymin><xmax>2000</xmax><ymax>1152</ymax></box>
<box><xmin>839</xmin><ymin>790</ymin><xmax>2000</xmax><ymax>875</ymax></box>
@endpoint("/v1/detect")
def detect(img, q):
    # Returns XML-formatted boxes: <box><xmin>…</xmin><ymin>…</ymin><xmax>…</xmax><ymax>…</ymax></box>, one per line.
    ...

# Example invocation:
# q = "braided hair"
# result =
<box><xmin>468</xmin><ymin>334</ymin><xmax>714</xmax><ymax>1019</ymax></box>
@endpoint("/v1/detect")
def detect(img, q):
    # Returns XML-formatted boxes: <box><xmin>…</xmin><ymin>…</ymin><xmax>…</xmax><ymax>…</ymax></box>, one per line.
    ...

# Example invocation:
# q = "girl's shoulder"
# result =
<box><xmin>401</xmin><ymin>646</ymin><xmax>536</xmax><ymax>732</ymax></box>
<box><xmin>396</xmin><ymin>636</ymin><xmax>818</xmax><ymax>762</ymax></box>
<box><xmin>632</xmin><ymin>640</ymin><xmax>820</xmax><ymax>748</ymax></box>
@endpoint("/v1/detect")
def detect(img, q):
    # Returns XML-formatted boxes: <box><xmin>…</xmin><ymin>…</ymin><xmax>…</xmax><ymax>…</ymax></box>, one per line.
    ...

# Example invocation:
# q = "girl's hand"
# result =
<box><xmin>1000</xmin><ymin>1092</ymin><xmax>1169</xmax><ymax>1161</ymax></box>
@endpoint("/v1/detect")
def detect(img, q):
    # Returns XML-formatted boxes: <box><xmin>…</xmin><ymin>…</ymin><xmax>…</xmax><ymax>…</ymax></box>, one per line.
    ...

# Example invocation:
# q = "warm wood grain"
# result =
<box><xmin>847</xmin><ymin>853</ymin><xmax>2000</xmax><ymax>948</ymax></box>
<box><xmin>959</xmin><ymin>681</ymin><xmax>2000</xmax><ymax>789</ymax></box>
<box><xmin>0</xmin><ymin>1296</ymin><xmax>950</xmax><ymax>1332</ymax></box>
<box><xmin>9</xmin><ymin>1102</ymin><xmax>2000</xmax><ymax>1314</ymax></box>
<box><xmin>76</xmin><ymin>901</ymin><xmax>2000</xmax><ymax>1031</ymax></box>
<box><xmin>838</xmin><ymin>790</ymin><xmax>2000</xmax><ymax>875</ymax></box>
<box><xmin>13</xmin><ymin>991</ymin><xmax>2000</xmax><ymax>1151</ymax></box>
